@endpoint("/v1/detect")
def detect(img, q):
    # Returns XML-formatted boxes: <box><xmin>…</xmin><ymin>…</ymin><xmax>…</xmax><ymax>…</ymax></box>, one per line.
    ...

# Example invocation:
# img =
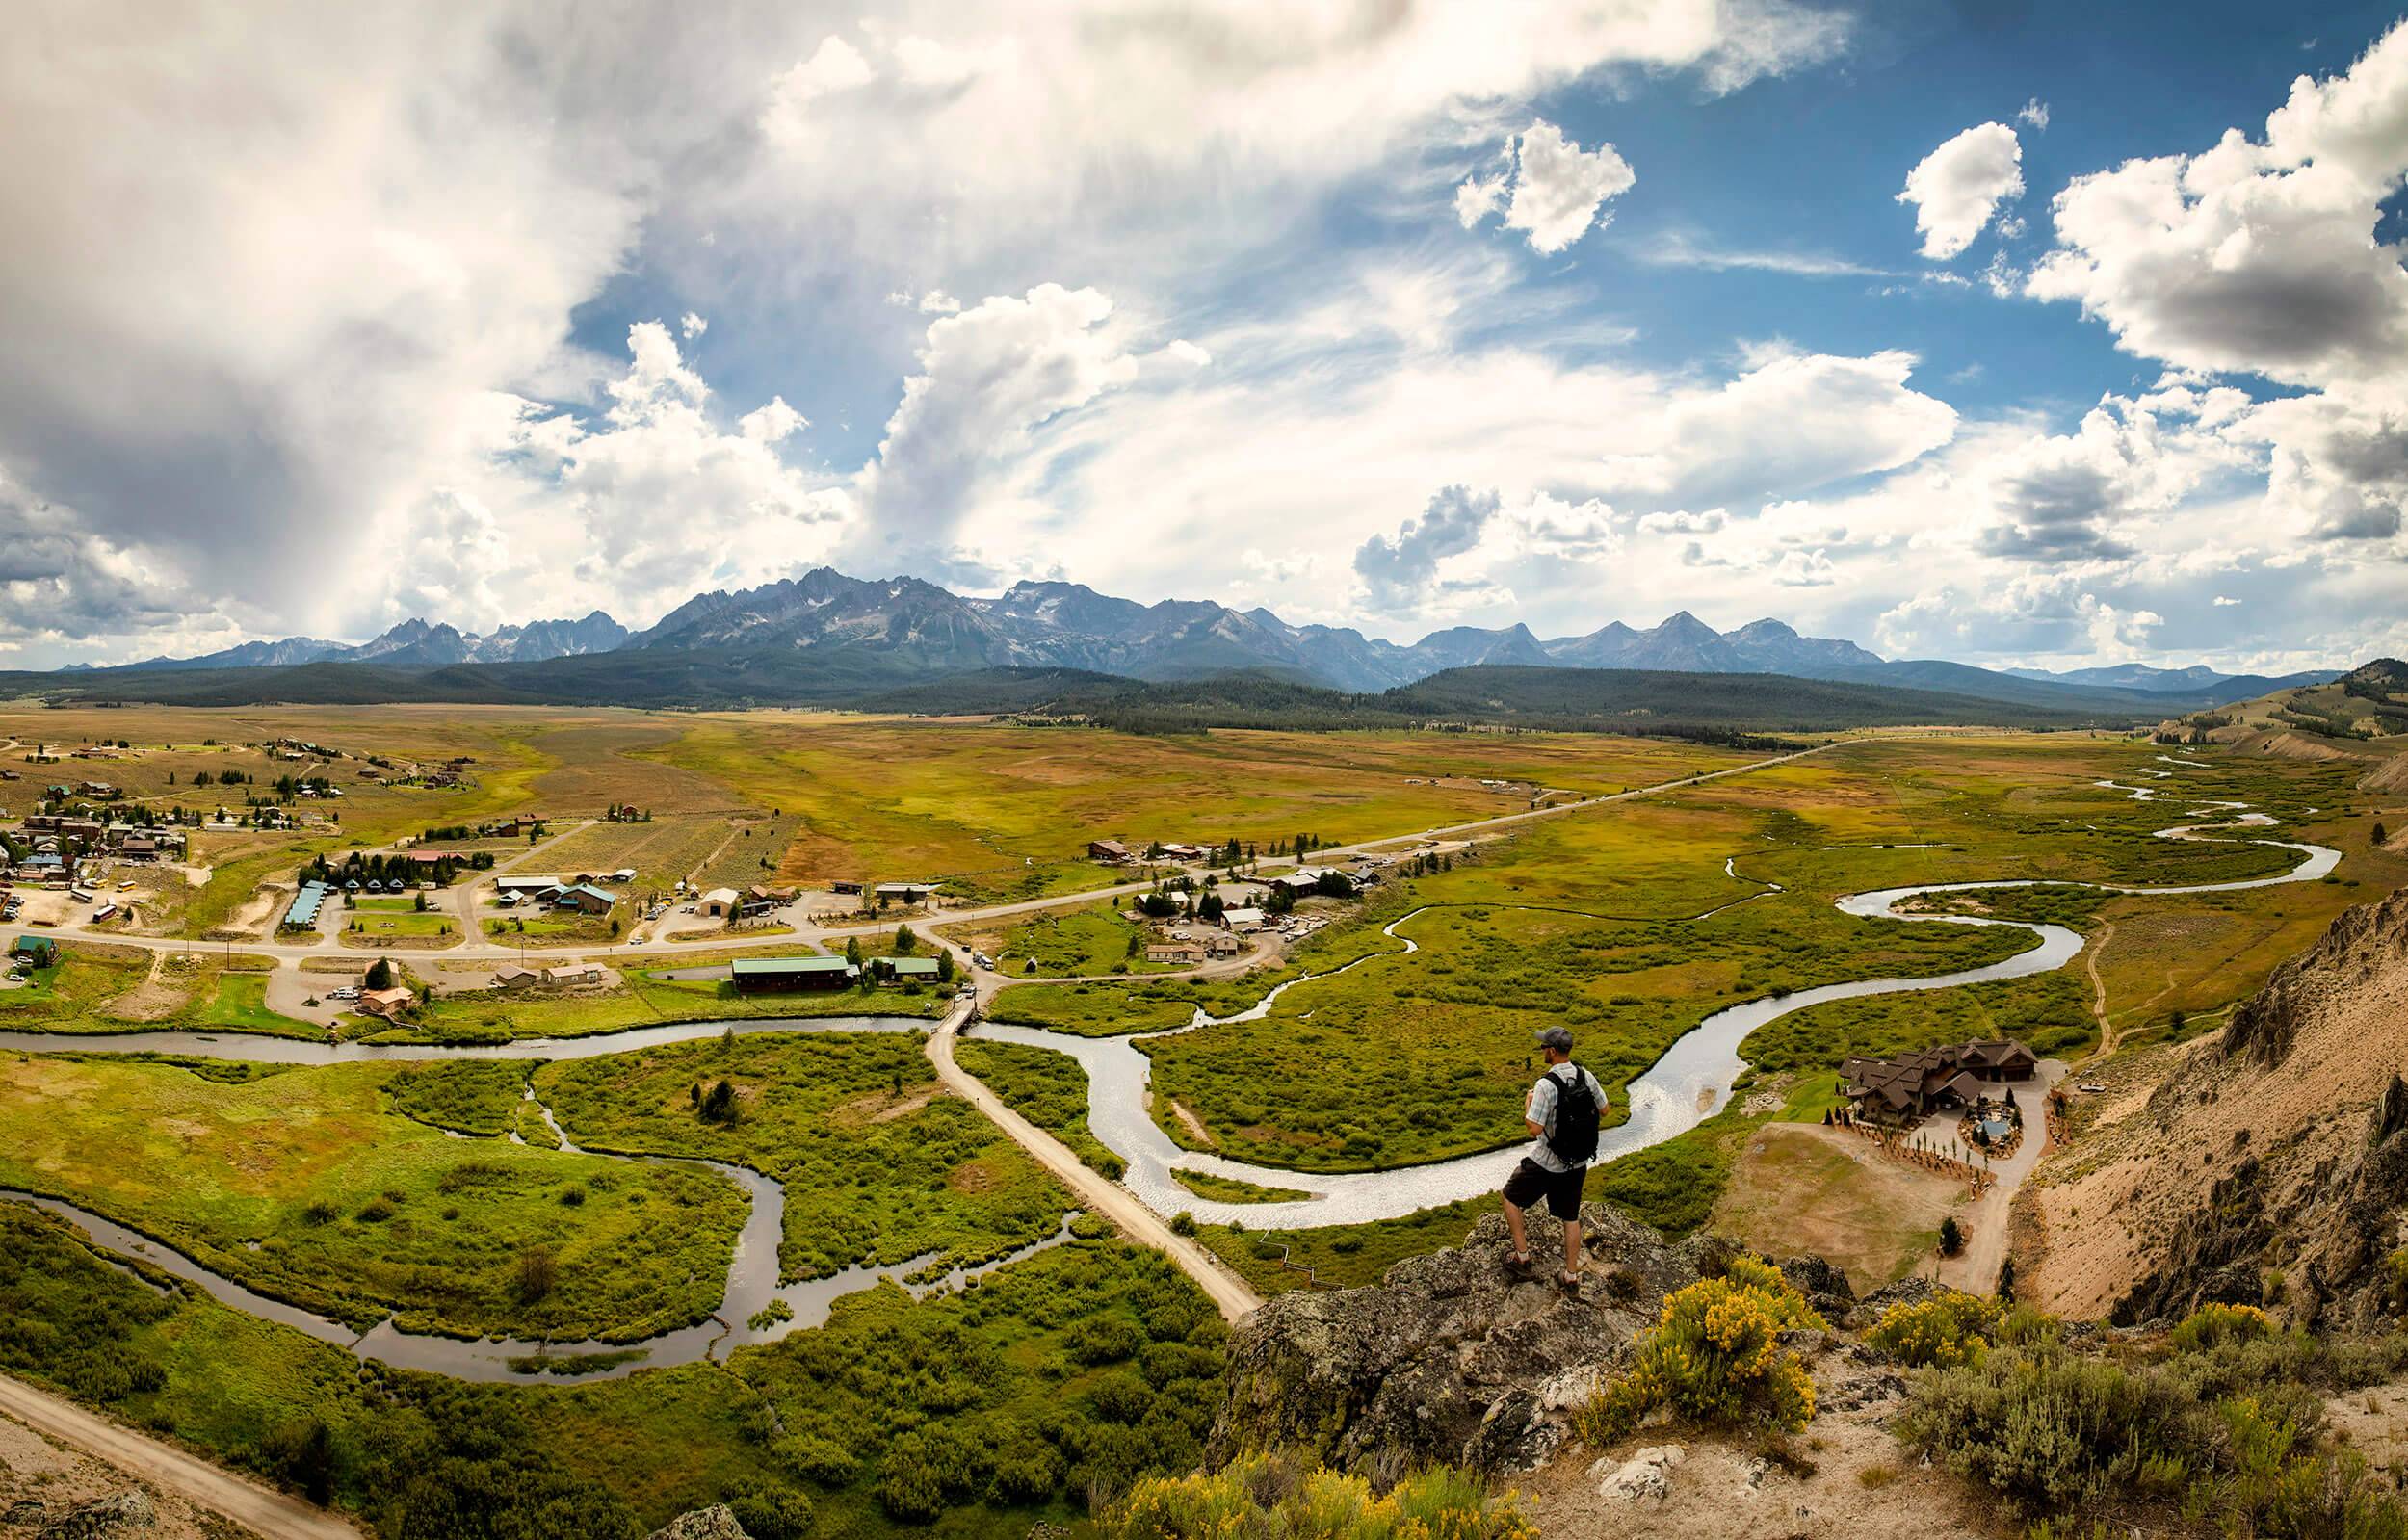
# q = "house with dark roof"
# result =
<box><xmin>1842</xmin><ymin>1038</ymin><xmax>2036</xmax><ymax>1124</ymax></box>
<box><xmin>731</xmin><ymin>956</ymin><xmax>856</xmax><ymax>994</ymax></box>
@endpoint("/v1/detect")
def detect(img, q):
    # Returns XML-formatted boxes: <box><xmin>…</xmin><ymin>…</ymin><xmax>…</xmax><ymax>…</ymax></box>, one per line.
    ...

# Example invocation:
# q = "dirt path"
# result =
<box><xmin>0</xmin><ymin>1373</ymin><xmax>360</xmax><ymax>1540</ymax></box>
<box><xmin>925</xmin><ymin>996</ymin><xmax>1263</xmax><ymax>1322</ymax></box>
<box><xmin>2084</xmin><ymin>921</ymin><xmax>2116</xmax><ymax>1048</ymax></box>
<box><xmin>1935</xmin><ymin>1060</ymin><xmax>2067</xmax><ymax>1294</ymax></box>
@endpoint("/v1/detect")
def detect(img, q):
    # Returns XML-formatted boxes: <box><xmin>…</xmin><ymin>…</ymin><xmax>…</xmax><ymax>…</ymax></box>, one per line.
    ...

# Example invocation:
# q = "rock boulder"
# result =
<box><xmin>1208</xmin><ymin>1202</ymin><xmax>1845</xmax><ymax>1476</ymax></box>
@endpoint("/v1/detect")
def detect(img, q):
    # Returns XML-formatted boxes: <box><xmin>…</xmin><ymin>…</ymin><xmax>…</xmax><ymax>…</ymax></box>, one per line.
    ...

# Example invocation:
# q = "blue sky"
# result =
<box><xmin>5</xmin><ymin>1</ymin><xmax>2406</xmax><ymax>673</ymax></box>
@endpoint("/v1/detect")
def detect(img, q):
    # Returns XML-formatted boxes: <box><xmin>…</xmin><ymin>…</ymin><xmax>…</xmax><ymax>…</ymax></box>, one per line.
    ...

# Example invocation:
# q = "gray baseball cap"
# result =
<box><xmin>1535</xmin><ymin>1027</ymin><xmax>1574</xmax><ymax>1051</ymax></box>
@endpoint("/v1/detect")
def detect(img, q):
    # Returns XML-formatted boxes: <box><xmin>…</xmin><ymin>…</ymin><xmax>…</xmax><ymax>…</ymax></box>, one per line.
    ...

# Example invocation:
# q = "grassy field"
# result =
<box><xmin>536</xmin><ymin>816</ymin><xmax>737</xmax><ymax>894</ymax></box>
<box><xmin>952</xmin><ymin>1037</ymin><xmax>1124</xmax><ymax>1177</ymax></box>
<box><xmin>1129</xmin><ymin>735</ymin><xmax>2391</xmax><ymax>1175</ymax></box>
<box><xmin>1708</xmin><ymin>1122</ymin><xmax>1959</xmax><ymax>1291</ymax></box>
<box><xmin>1195</xmin><ymin>1197</ymin><xmax>1495</xmax><ymax>1296</ymax></box>
<box><xmin>193</xmin><ymin>970</ymin><xmax>317</xmax><ymax>1033</ymax></box>
<box><xmin>940</xmin><ymin>903</ymin><xmax>1172</xmax><ymax>978</ymax></box>
<box><xmin>1168</xmin><ymin>1170</ymin><xmax>1307</xmax><ymax>1204</ymax></box>
<box><xmin>0</xmin><ymin>1056</ymin><xmax>745</xmax><ymax>1341</ymax></box>
<box><xmin>535</xmin><ymin>1031</ymin><xmax>1070</xmax><ymax>1279</ymax></box>
<box><xmin>640</xmin><ymin>716</ymin><xmax>1755</xmax><ymax>903</ymax></box>
<box><xmin>0</xmin><ymin>1198</ymin><xmax>1223</xmax><ymax>1538</ymax></box>
<box><xmin>380</xmin><ymin>969</ymin><xmax>943</xmax><ymax>1044</ymax></box>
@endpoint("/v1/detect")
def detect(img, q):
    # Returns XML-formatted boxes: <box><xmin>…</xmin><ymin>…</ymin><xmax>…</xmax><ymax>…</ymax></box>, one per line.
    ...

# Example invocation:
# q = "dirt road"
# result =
<box><xmin>0</xmin><ymin>1373</ymin><xmax>360</xmax><ymax>1540</ymax></box>
<box><xmin>924</xmin><ymin>998</ymin><xmax>1264</xmax><ymax>1322</ymax></box>
<box><xmin>1935</xmin><ymin>1059</ymin><xmax>2068</xmax><ymax>1294</ymax></box>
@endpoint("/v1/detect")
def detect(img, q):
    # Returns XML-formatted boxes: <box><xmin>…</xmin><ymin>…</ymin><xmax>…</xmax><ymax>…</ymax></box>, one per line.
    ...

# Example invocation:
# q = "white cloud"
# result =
<box><xmin>2215</xmin><ymin>594</ymin><xmax>2242</xmax><ymax>606</ymax></box>
<box><xmin>2026</xmin><ymin>21</ymin><xmax>2408</xmax><ymax>392</ymax></box>
<box><xmin>1637</xmin><ymin>509</ymin><xmax>1728</xmax><ymax>535</ymax></box>
<box><xmin>1453</xmin><ymin>174</ymin><xmax>1508</xmax><ymax>230</ymax></box>
<box><xmin>738</xmin><ymin>396</ymin><xmax>806</xmax><ymax>443</ymax></box>
<box><xmin>1898</xmin><ymin>121</ymin><xmax>2025</xmax><ymax>259</ymax></box>
<box><xmin>1601</xmin><ymin>351</ymin><xmax>1959</xmax><ymax>509</ymax></box>
<box><xmin>850</xmin><ymin>284</ymin><xmax>1142</xmax><ymax>578</ymax></box>
<box><xmin>1457</xmin><ymin>119</ymin><xmax>1636</xmax><ymax>254</ymax></box>
<box><xmin>762</xmin><ymin>35</ymin><xmax>876</xmax><ymax>138</ymax></box>
<box><xmin>679</xmin><ymin>311</ymin><xmax>709</xmax><ymax>338</ymax></box>
<box><xmin>1353</xmin><ymin>485</ymin><xmax>1504</xmax><ymax>612</ymax></box>
<box><xmin>2017</xmin><ymin>98</ymin><xmax>2051</xmax><ymax>131</ymax></box>
<box><xmin>918</xmin><ymin>291</ymin><xmax>961</xmax><ymax>314</ymax></box>
<box><xmin>429</xmin><ymin>324</ymin><xmax>851</xmax><ymax>630</ymax></box>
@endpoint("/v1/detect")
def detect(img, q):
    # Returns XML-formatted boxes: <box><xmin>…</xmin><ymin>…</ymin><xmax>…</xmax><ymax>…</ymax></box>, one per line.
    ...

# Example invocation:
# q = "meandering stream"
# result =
<box><xmin>0</xmin><ymin>1014</ymin><xmax>1079</xmax><ymax>1381</ymax></box>
<box><xmin>975</xmin><ymin>767</ymin><xmax>2339</xmax><ymax>1229</ymax></box>
<box><xmin>0</xmin><ymin>760</ymin><xmax>2343</xmax><ymax>1370</ymax></box>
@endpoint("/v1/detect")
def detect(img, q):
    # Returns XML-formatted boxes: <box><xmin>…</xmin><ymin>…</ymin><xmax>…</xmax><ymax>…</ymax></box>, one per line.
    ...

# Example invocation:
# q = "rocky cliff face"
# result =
<box><xmin>2025</xmin><ymin>887</ymin><xmax>2408</xmax><ymax>1328</ymax></box>
<box><xmin>1206</xmin><ymin>1203</ymin><xmax>1856</xmax><ymax>1477</ymax></box>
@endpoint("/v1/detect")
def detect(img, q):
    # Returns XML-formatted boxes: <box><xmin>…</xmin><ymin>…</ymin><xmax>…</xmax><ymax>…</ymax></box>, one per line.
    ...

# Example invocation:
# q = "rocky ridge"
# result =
<box><xmin>1206</xmin><ymin>1202</ymin><xmax>1874</xmax><ymax>1477</ymax></box>
<box><xmin>2025</xmin><ymin>887</ymin><xmax>2408</xmax><ymax>1327</ymax></box>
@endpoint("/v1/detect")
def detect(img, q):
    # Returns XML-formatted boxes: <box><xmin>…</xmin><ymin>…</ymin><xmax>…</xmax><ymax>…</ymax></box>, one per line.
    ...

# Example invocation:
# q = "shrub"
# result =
<box><xmin>1871</xmin><ymin>1291</ymin><xmax>2002</xmax><ymax>1369</ymax></box>
<box><xmin>515</xmin><ymin>1245</ymin><xmax>558</xmax><ymax>1304</ymax></box>
<box><xmin>2170</xmin><ymin>1302</ymin><xmax>2273</xmax><ymax>1354</ymax></box>
<box><xmin>1577</xmin><ymin>1254</ymin><xmax>1825</xmax><ymax>1442</ymax></box>
<box><xmin>1938</xmin><ymin>1215</ymin><xmax>1964</xmax><ymax>1256</ymax></box>
<box><xmin>1898</xmin><ymin>1346</ymin><xmax>2215</xmax><ymax>1509</ymax></box>
<box><xmin>1169</xmin><ymin>1211</ymin><xmax>1198</xmax><ymax>1237</ymax></box>
<box><xmin>1099</xmin><ymin>1452</ymin><xmax>1536</xmax><ymax>1540</ymax></box>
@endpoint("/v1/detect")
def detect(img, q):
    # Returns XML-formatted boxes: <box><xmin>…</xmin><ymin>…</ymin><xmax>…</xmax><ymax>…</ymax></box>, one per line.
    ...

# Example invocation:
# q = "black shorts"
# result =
<box><xmin>1503</xmin><ymin>1157</ymin><xmax>1586</xmax><ymax>1220</ymax></box>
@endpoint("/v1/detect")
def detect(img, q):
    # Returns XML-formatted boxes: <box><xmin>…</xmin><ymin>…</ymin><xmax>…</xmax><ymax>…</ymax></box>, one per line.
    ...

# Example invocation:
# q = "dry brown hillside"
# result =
<box><xmin>2024</xmin><ymin>885</ymin><xmax>2408</xmax><ymax>1326</ymax></box>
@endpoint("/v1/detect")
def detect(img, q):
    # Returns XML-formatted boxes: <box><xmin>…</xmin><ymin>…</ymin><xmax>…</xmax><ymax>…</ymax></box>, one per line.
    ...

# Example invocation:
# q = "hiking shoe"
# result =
<box><xmin>1503</xmin><ymin>1250</ymin><xmax>1535</xmax><ymax>1275</ymax></box>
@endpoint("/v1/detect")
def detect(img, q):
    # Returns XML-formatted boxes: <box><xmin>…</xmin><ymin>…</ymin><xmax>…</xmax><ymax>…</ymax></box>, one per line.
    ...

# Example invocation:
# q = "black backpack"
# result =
<box><xmin>1545</xmin><ymin>1065</ymin><xmax>1600</xmax><ymax>1166</ymax></box>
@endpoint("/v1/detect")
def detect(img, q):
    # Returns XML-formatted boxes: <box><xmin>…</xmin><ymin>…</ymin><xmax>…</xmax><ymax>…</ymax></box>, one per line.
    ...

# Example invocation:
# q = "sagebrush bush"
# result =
<box><xmin>1099</xmin><ymin>1452</ymin><xmax>1536</xmax><ymax>1540</ymax></box>
<box><xmin>1577</xmin><ymin>1254</ymin><xmax>1825</xmax><ymax>1443</ymax></box>
<box><xmin>1898</xmin><ymin>1345</ymin><xmax>2216</xmax><ymax>1508</ymax></box>
<box><xmin>2169</xmin><ymin>1301</ymin><xmax>2273</xmax><ymax>1353</ymax></box>
<box><xmin>1900</xmin><ymin>1338</ymin><xmax>2408</xmax><ymax>1537</ymax></box>
<box><xmin>1870</xmin><ymin>1290</ymin><xmax>2001</xmax><ymax>1368</ymax></box>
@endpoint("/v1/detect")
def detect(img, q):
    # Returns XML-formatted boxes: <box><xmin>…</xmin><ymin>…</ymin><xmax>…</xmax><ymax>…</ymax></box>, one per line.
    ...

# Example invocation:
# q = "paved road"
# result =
<box><xmin>923</xmin><ymin>995</ymin><xmax>1265</xmax><ymax>1323</ymax></box>
<box><xmin>0</xmin><ymin>1372</ymin><xmax>361</xmax><ymax>1539</ymax></box>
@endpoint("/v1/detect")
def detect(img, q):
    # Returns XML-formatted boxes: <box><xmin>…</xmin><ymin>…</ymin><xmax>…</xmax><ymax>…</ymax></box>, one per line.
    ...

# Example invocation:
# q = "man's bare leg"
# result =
<box><xmin>1561</xmin><ymin>1218</ymin><xmax>1583</xmax><ymax>1283</ymax></box>
<box><xmin>1504</xmin><ymin>1198</ymin><xmax>1531</xmax><ymax>1265</ymax></box>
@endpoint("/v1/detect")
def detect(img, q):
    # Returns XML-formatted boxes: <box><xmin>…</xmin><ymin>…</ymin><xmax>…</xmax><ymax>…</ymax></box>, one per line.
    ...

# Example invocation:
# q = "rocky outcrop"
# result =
<box><xmin>1206</xmin><ymin>1203</ymin><xmax>1849</xmax><ymax>1477</ymax></box>
<box><xmin>2028</xmin><ymin>887</ymin><xmax>2408</xmax><ymax>1326</ymax></box>
<box><xmin>644</xmin><ymin>1507</ymin><xmax>752</xmax><ymax>1540</ymax></box>
<box><xmin>31</xmin><ymin>1492</ymin><xmax>154</xmax><ymax>1539</ymax></box>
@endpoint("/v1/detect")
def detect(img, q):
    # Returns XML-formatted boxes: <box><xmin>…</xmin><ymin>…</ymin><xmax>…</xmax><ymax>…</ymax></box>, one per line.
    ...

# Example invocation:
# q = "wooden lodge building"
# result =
<box><xmin>1842</xmin><ymin>1038</ymin><xmax>2037</xmax><ymax>1124</ymax></box>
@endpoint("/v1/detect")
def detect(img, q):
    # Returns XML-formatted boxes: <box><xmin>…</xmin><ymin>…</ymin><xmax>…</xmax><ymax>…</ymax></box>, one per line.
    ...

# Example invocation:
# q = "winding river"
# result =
<box><xmin>0</xmin><ymin>1014</ymin><xmax>1079</xmax><ymax>1382</ymax></box>
<box><xmin>975</xmin><ymin>763</ymin><xmax>2339</xmax><ymax>1229</ymax></box>
<box><xmin>0</xmin><ymin>755</ymin><xmax>2343</xmax><ymax>1371</ymax></box>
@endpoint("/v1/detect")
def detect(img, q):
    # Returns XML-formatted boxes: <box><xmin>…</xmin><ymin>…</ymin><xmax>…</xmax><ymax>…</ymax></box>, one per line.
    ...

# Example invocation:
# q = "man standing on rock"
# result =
<box><xmin>1503</xmin><ymin>1026</ymin><xmax>1607</xmax><ymax>1291</ymax></box>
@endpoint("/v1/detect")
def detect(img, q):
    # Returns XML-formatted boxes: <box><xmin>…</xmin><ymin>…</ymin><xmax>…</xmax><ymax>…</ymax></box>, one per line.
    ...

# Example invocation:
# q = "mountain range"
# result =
<box><xmin>64</xmin><ymin>567</ymin><xmax>2339</xmax><ymax>713</ymax></box>
<box><xmin>129</xmin><ymin>612</ymin><xmax>631</xmax><ymax>671</ymax></box>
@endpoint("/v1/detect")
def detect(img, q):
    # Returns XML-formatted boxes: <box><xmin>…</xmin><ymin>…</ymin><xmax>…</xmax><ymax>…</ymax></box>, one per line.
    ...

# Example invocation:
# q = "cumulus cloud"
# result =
<box><xmin>1601</xmin><ymin>351</ymin><xmax>1959</xmax><ymax>509</ymax></box>
<box><xmin>1637</xmin><ymin>509</ymin><xmax>1729</xmax><ymax>535</ymax></box>
<box><xmin>1354</xmin><ymin>485</ymin><xmax>1504</xmax><ymax>612</ymax></box>
<box><xmin>2026</xmin><ymin>21</ymin><xmax>2408</xmax><ymax>391</ymax></box>
<box><xmin>762</xmin><ymin>35</ymin><xmax>876</xmax><ymax>137</ymax></box>
<box><xmin>0</xmin><ymin>4</ymin><xmax>656</xmax><ymax>639</ymax></box>
<box><xmin>2022</xmin><ymin>22</ymin><xmax>2408</xmax><ymax>562</ymax></box>
<box><xmin>1456</xmin><ymin>120</ymin><xmax>1636</xmax><ymax>253</ymax></box>
<box><xmin>1898</xmin><ymin>122</ymin><xmax>2025</xmax><ymax>259</ymax></box>
<box><xmin>679</xmin><ymin>311</ymin><xmax>709</xmax><ymax>338</ymax></box>
<box><xmin>0</xmin><ymin>465</ymin><xmax>202</xmax><ymax>648</ymax></box>
<box><xmin>851</xmin><ymin>284</ymin><xmax>1142</xmax><ymax>577</ymax></box>
<box><xmin>432</xmin><ymin>323</ymin><xmax>851</xmax><ymax>629</ymax></box>
<box><xmin>2017</xmin><ymin>98</ymin><xmax>2051</xmax><ymax>131</ymax></box>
